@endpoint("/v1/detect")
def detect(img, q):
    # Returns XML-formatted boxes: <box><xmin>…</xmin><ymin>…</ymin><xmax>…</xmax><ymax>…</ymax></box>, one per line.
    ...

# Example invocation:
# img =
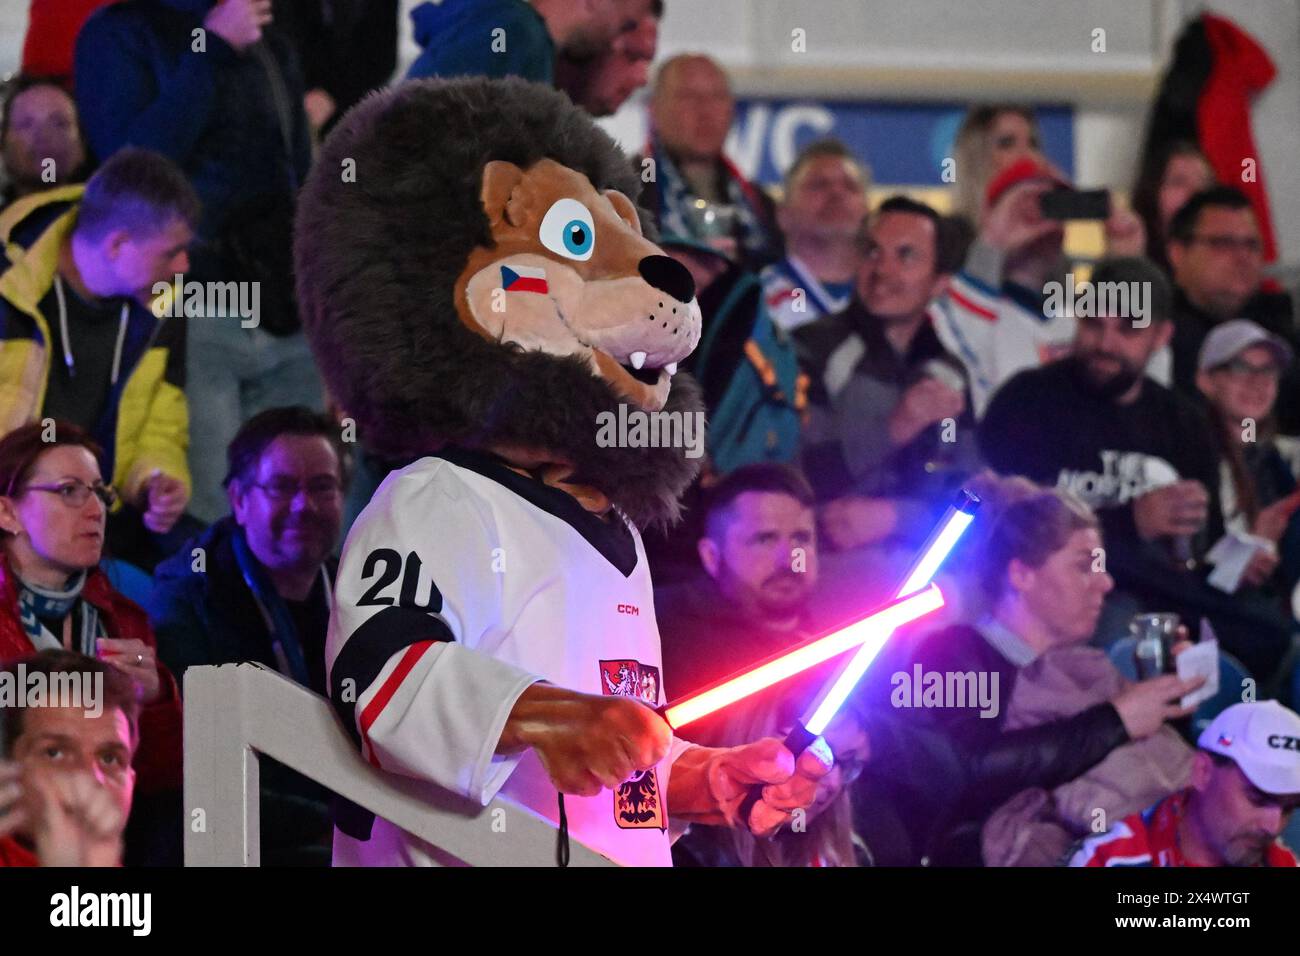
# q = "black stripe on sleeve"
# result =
<box><xmin>329</xmin><ymin>606</ymin><xmax>456</xmax><ymax>749</ymax></box>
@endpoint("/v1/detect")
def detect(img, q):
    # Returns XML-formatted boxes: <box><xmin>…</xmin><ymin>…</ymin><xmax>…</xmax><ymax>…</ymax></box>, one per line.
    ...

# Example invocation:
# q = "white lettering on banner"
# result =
<box><xmin>770</xmin><ymin>105</ymin><xmax>836</xmax><ymax>174</ymax></box>
<box><xmin>725</xmin><ymin>103</ymin><xmax>769</xmax><ymax>180</ymax></box>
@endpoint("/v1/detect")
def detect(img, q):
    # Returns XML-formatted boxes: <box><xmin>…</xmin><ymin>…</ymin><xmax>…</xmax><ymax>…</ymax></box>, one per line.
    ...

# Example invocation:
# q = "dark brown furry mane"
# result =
<box><xmin>293</xmin><ymin>77</ymin><xmax>702</xmax><ymax>529</ymax></box>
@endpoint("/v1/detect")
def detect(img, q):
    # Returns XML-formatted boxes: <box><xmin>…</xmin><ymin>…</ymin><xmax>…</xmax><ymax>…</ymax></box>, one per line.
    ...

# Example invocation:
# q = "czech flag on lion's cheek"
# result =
<box><xmin>500</xmin><ymin>263</ymin><xmax>548</xmax><ymax>295</ymax></box>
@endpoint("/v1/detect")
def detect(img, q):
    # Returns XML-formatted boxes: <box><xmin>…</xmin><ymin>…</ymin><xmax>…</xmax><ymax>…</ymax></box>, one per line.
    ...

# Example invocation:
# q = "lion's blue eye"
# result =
<box><xmin>562</xmin><ymin>220</ymin><xmax>591</xmax><ymax>255</ymax></box>
<box><xmin>539</xmin><ymin>198</ymin><xmax>595</xmax><ymax>261</ymax></box>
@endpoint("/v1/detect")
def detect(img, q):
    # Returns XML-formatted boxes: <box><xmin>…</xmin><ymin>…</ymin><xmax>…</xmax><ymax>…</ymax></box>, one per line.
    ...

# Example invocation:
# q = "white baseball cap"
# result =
<box><xmin>1197</xmin><ymin>319</ymin><xmax>1293</xmax><ymax>372</ymax></box>
<box><xmin>1198</xmin><ymin>701</ymin><xmax>1300</xmax><ymax>795</ymax></box>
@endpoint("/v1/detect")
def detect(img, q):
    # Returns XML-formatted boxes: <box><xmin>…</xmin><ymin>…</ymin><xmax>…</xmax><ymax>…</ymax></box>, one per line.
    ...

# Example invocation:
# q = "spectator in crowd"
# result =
<box><xmin>75</xmin><ymin>0</ymin><xmax>324</xmax><ymax>526</ymax></box>
<box><xmin>19</xmin><ymin>0</ymin><xmax>119</xmax><ymax>88</ymax></box>
<box><xmin>152</xmin><ymin>406</ymin><xmax>344</xmax><ymax>696</ymax></box>
<box><xmin>0</xmin><ymin>148</ymin><xmax>197</xmax><ymax>567</ymax></box>
<box><xmin>1</xmin><ymin>76</ymin><xmax>90</xmax><ymax>208</ymax></box>
<box><xmin>279</xmin><ymin>0</ymin><xmax>400</xmax><ymax>139</ymax></box>
<box><xmin>898</xmin><ymin>477</ymin><xmax>1203</xmax><ymax>865</ymax></box>
<box><xmin>797</xmin><ymin>196</ymin><xmax>976</xmax><ymax>549</ymax></box>
<box><xmin>1196</xmin><ymin>320</ymin><xmax>1300</xmax><ymax>601</ymax></box>
<box><xmin>150</xmin><ymin>407</ymin><xmax>345</xmax><ymax>865</ymax></box>
<box><xmin>657</xmin><ymin>464</ymin><xmax>823</xmax><ymax>727</ymax></box>
<box><xmin>978</xmin><ymin>257</ymin><xmax>1294</xmax><ymax>682</ymax></box>
<box><xmin>950</xmin><ymin>104</ymin><xmax>1040</xmax><ymax>227</ymax></box>
<box><xmin>761</xmin><ymin>139</ymin><xmax>870</xmax><ymax>334</ymax></box>
<box><xmin>663</xmin><ymin>236</ymin><xmax>804</xmax><ymax>476</ymax></box>
<box><xmin>407</xmin><ymin>0</ymin><xmax>646</xmax><ymax>84</ymax></box>
<box><xmin>655</xmin><ymin>464</ymin><xmax>871</xmax><ymax>865</ymax></box>
<box><xmin>933</xmin><ymin>156</ymin><xmax>1148</xmax><ymax>417</ymax></box>
<box><xmin>1130</xmin><ymin>139</ymin><xmax>1215</xmax><ymax>274</ymax></box>
<box><xmin>556</xmin><ymin>0</ymin><xmax>661</xmax><ymax>118</ymax></box>
<box><xmin>0</xmin><ymin>422</ymin><xmax>182</xmax><ymax>862</ymax></box>
<box><xmin>645</xmin><ymin>54</ymin><xmax>780</xmax><ymax>269</ymax></box>
<box><xmin>0</xmin><ymin>650</ymin><xmax>138</xmax><ymax>867</ymax></box>
<box><xmin>1166</xmin><ymin>186</ymin><xmax>1300</xmax><ymax>429</ymax></box>
<box><xmin>1071</xmin><ymin>701</ymin><xmax>1300</xmax><ymax>867</ymax></box>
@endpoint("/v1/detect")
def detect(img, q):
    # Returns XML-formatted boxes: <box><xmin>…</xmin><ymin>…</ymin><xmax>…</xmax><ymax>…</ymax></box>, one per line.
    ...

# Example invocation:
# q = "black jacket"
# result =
<box><xmin>795</xmin><ymin>299</ymin><xmax>979</xmax><ymax>502</ymax></box>
<box><xmin>150</xmin><ymin>517</ymin><xmax>338</xmax><ymax>865</ymax></box>
<box><xmin>880</xmin><ymin>624</ymin><xmax>1130</xmax><ymax>865</ymax></box>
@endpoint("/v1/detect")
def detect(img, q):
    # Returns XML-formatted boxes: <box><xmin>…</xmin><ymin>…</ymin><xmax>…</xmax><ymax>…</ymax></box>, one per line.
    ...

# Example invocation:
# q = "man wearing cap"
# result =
<box><xmin>932</xmin><ymin>155</ymin><xmax>1146</xmax><ymax>417</ymax></box>
<box><xmin>1196</xmin><ymin>319</ymin><xmax>1300</xmax><ymax>597</ymax></box>
<box><xmin>979</xmin><ymin>257</ymin><xmax>1293</xmax><ymax>682</ymax></box>
<box><xmin>1070</xmin><ymin>701</ymin><xmax>1300</xmax><ymax>866</ymax></box>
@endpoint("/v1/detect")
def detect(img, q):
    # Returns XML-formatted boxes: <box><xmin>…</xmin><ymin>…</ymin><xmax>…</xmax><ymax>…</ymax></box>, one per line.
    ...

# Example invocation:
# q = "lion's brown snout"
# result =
<box><xmin>637</xmin><ymin>254</ymin><xmax>695</xmax><ymax>305</ymax></box>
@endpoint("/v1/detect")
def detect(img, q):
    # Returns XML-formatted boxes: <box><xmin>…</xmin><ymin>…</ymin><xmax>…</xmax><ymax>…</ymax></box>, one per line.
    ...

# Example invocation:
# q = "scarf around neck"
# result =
<box><xmin>18</xmin><ymin>569</ymin><xmax>102</xmax><ymax>654</ymax></box>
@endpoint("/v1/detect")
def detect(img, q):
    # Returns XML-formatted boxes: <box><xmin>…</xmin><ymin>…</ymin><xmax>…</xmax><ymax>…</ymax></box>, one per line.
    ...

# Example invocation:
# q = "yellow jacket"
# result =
<box><xmin>0</xmin><ymin>185</ymin><xmax>189</xmax><ymax>503</ymax></box>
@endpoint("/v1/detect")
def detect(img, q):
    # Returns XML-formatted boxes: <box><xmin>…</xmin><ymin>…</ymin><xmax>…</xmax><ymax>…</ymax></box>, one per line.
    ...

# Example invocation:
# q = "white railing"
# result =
<box><xmin>182</xmin><ymin>663</ymin><xmax>615</xmax><ymax>867</ymax></box>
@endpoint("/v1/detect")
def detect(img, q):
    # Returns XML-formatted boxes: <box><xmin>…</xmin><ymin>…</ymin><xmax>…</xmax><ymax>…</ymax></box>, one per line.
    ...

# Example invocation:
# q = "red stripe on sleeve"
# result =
<box><xmin>358</xmin><ymin>640</ymin><xmax>437</xmax><ymax>768</ymax></box>
<box><xmin>948</xmin><ymin>287</ymin><xmax>998</xmax><ymax>322</ymax></box>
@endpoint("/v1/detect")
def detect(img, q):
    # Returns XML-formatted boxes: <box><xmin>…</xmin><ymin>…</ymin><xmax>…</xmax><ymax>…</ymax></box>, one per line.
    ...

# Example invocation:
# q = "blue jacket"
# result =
<box><xmin>73</xmin><ymin>0</ymin><xmax>312</xmax><ymax>246</ymax></box>
<box><xmin>406</xmin><ymin>0</ymin><xmax>554</xmax><ymax>83</ymax></box>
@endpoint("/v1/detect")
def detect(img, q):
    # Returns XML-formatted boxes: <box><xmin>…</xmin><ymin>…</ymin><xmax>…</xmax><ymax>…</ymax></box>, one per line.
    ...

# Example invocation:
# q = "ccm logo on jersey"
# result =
<box><xmin>617</xmin><ymin>604</ymin><xmax>640</xmax><ymax>616</ymax></box>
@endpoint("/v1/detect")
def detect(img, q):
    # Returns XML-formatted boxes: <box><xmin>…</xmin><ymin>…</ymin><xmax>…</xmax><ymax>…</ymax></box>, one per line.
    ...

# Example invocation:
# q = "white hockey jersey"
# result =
<box><xmin>931</xmin><ymin>268</ymin><xmax>1076</xmax><ymax>419</ymax></box>
<box><xmin>326</xmin><ymin>448</ymin><xmax>688</xmax><ymax>866</ymax></box>
<box><xmin>760</xmin><ymin>255</ymin><xmax>855</xmax><ymax>333</ymax></box>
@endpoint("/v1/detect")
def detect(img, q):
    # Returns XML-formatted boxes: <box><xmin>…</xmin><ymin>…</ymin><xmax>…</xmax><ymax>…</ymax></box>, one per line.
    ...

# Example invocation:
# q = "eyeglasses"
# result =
<box><xmin>20</xmin><ymin>479</ymin><xmax>118</xmax><ymax>509</ymax></box>
<box><xmin>248</xmin><ymin>477</ymin><xmax>342</xmax><ymax>503</ymax></box>
<box><xmin>1187</xmin><ymin>234</ymin><xmax>1263</xmax><ymax>255</ymax></box>
<box><xmin>1219</xmin><ymin>357</ymin><xmax>1281</xmax><ymax>381</ymax></box>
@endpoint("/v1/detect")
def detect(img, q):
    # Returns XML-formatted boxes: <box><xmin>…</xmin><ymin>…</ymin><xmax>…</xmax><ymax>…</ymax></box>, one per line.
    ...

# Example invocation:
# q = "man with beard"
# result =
<box><xmin>555</xmin><ymin>0</ymin><xmax>661</xmax><ymax>118</ymax></box>
<box><xmin>657</xmin><ymin>464</ymin><xmax>823</xmax><ymax>745</ymax></box>
<box><xmin>932</xmin><ymin>156</ymin><xmax>1147</xmax><ymax>417</ymax></box>
<box><xmin>978</xmin><ymin>257</ymin><xmax>1291</xmax><ymax>680</ymax></box>
<box><xmin>1072</xmin><ymin>701</ymin><xmax>1300</xmax><ymax>867</ymax></box>
<box><xmin>150</xmin><ymin>406</ymin><xmax>347</xmax><ymax>865</ymax></box>
<box><xmin>406</xmin><ymin>0</ymin><xmax>648</xmax><ymax>85</ymax></box>
<box><xmin>762</xmin><ymin>139</ymin><xmax>871</xmax><ymax>333</ymax></box>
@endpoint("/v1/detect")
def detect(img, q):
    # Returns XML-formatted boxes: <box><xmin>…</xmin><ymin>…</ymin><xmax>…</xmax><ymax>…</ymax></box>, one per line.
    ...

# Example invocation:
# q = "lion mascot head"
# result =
<box><xmin>294</xmin><ymin>77</ymin><xmax>704</xmax><ymax>529</ymax></box>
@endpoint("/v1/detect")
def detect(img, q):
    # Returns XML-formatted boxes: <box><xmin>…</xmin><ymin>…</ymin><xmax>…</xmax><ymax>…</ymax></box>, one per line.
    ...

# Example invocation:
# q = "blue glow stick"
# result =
<box><xmin>737</xmin><ymin>489</ymin><xmax>981</xmax><ymax>822</ymax></box>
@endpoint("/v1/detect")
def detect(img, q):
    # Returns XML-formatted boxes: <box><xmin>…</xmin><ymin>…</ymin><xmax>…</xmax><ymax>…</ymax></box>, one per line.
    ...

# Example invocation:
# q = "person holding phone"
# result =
<box><xmin>932</xmin><ymin>154</ymin><xmax>1147</xmax><ymax>417</ymax></box>
<box><xmin>0</xmin><ymin>420</ymin><xmax>181</xmax><ymax>861</ymax></box>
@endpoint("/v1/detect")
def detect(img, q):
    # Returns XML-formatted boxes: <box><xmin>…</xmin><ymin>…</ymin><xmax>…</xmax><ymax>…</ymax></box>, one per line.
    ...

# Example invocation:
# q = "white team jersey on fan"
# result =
<box><xmin>326</xmin><ymin>449</ymin><xmax>689</xmax><ymax>867</ymax></box>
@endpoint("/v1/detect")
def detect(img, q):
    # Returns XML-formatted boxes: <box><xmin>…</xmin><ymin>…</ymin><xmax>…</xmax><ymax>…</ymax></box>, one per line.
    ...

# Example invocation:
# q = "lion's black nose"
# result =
<box><xmin>638</xmin><ymin>254</ymin><xmax>695</xmax><ymax>304</ymax></box>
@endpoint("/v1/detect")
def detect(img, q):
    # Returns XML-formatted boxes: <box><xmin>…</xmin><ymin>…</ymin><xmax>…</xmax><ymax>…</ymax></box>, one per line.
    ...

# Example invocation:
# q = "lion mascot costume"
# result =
<box><xmin>295</xmin><ymin>77</ymin><xmax>833</xmax><ymax>867</ymax></box>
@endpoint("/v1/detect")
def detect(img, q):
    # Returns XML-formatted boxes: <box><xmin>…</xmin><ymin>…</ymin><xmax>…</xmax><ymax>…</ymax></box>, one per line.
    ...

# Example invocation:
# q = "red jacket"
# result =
<box><xmin>21</xmin><ymin>0</ymin><xmax>120</xmax><ymax>87</ymax></box>
<box><xmin>1199</xmin><ymin>13</ymin><xmax>1279</xmax><ymax>264</ymax></box>
<box><xmin>1071</xmin><ymin>789</ymin><xmax>1297</xmax><ymax>867</ymax></box>
<box><xmin>0</xmin><ymin>553</ymin><xmax>182</xmax><ymax>795</ymax></box>
<box><xmin>0</xmin><ymin>835</ymin><xmax>38</xmax><ymax>867</ymax></box>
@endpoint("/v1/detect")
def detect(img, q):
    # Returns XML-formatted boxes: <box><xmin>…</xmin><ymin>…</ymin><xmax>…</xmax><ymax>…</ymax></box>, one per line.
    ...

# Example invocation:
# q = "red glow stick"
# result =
<box><xmin>660</xmin><ymin>583</ymin><xmax>944</xmax><ymax>729</ymax></box>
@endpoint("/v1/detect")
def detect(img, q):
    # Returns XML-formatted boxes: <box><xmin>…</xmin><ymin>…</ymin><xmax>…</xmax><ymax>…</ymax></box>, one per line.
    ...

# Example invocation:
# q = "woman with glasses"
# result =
<box><xmin>0</xmin><ymin>420</ymin><xmax>182</xmax><ymax>841</ymax></box>
<box><xmin>1197</xmin><ymin>321</ymin><xmax>1300</xmax><ymax>610</ymax></box>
